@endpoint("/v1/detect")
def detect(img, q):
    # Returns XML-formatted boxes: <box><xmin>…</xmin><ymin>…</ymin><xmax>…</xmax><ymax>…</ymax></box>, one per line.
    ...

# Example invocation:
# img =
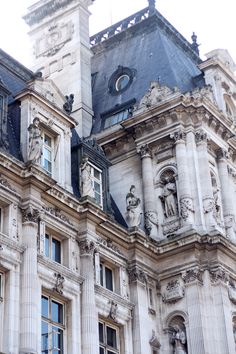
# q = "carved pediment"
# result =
<box><xmin>28</xmin><ymin>78</ymin><xmax>66</xmax><ymax>108</ymax></box>
<box><xmin>138</xmin><ymin>81</ymin><xmax>180</xmax><ymax>110</ymax></box>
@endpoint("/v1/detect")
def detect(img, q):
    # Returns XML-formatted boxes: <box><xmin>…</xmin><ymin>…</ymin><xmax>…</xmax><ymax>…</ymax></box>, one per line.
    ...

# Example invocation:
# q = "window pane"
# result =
<box><xmin>99</xmin><ymin>348</ymin><xmax>105</xmax><ymax>354</ymax></box>
<box><xmin>44</xmin><ymin>234</ymin><xmax>50</xmax><ymax>258</ymax></box>
<box><xmin>41</xmin><ymin>321</ymin><xmax>49</xmax><ymax>352</ymax></box>
<box><xmin>44</xmin><ymin>135</ymin><xmax>52</xmax><ymax>147</ymax></box>
<box><xmin>51</xmin><ymin>301</ymin><xmax>63</xmax><ymax>324</ymax></box>
<box><xmin>100</xmin><ymin>264</ymin><xmax>104</xmax><ymax>286</ymax></box>
<box><xmin>106</xmin><ymin>326</ymin><xmax>117</xmax><ymax>348</ymax></box>
<box><xmin>42</xmin><ymin>296</ymin><xmax>49</xmax><ymax>318</ymax></box>
<box><xmin>105</xmin><ymin>267</ymin><xmax>113</xmax><ymax>291</ymax></box>
<box><xmin>94</xmin><ymin>169</ymin><xmax>101</xmax><ymax>180</ymax></box>
<box><xmin>99</xmin><ymin>322</ymin><xmax>104</xmax><ymax>343</ymax></box>
<box><xmin>94</xmin><ymin>181</ymin><xmax>101</xmax><ymax>193</ymax></box>
<box><xmin>52</xmin><ymin>326</ymin><xmax>63</xmax><ymax>352</ymax></box>
<box><xmin>52</xmin><ymin>238</ymin><xmax>61</xmax><ymax>263</ymax></box>
<box><xmin>43</xmin><ymin>148</ymin><xmax>52</xmax><ymax>161</ymax></box>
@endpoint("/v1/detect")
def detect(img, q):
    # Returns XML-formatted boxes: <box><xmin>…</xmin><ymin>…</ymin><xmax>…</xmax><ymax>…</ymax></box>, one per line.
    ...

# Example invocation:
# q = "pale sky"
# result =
<box><xmin>0</xmin><ymin>0</ymin><xmax>235</xmax><ymax>69</ymax></box>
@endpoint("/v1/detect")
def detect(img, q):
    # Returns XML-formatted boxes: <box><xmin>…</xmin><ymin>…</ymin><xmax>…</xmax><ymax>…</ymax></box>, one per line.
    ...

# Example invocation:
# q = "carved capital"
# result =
<box><xmin>182</xmin><ymin>268</ymin><xmax>203</xmax><ymax>285</ymax></box>
<box><xmin>209</xmin><ymin>268</ymin><xmax>229</xmax><ymax>285</ymax></box>
<box><xmin>180</xmin><ymin>197</ymin><xmax>194</xmax><ymax>221</ymax></box>
<box><xmin>22</xmin><ymin>206</ymin><xmax>40</xmax><ymax>224</ymax></box>
<box><xmin>216</xmin><ymin>148</ymin><xmax>229</xmax><ymax>161</ymax></box>
<box><xmin>128</xmin><ymin>266</ymin><xmax>148</xmax><ymax>284</ymax></box>
<box><xmin>195</xmin><ymin>129</ymin><xmax>208</xmax><ymax>144</ymax></box>
<box><xmin>170</xmin><ymin>130</ymin><xmax>186</xmax><ymax>143</ymax></box>
<box><xmin>139</xmin><ymin>144</ymin><xmax>152</xmax><ymax>158</ymax></box>
<box><xmin>79</xmin><ymin>239</ymin><xmax>96</xmax><ymax>256</ymax></box>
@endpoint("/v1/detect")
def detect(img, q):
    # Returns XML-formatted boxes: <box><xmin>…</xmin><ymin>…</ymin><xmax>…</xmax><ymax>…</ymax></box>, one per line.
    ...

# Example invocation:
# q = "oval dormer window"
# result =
<box><xmin>108</xmin><ymin>66</ymin><xmax>136</xmax><ymax>95</ymax></box>
<box><xmin>115</xmin><ymin>74</ymin><xmax>130</xmax><ymax>92</ymax></box>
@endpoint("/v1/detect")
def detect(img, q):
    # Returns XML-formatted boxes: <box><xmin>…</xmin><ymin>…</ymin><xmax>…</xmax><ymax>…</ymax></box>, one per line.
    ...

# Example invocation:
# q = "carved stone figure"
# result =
<box><xmin>171</xmin><ymin>326</ymin><xmax>187</xmax><ymax>354</ymax></box>
<box><xmin>161</xmin><ymin>176</ymin><xmax>178</xmax><ymax>218</ymax></box>
<box><xmin>63</xmin><ymin>93</ymin><xmax>74</xmax><ymax>114</ymax></box>
<box><xmin>126</xmin><ymin>185</ymin><xmax>142</xmax><ymax>228</ymax></box>
<box><xmin>108</xmin><ymin>300</ymin><xmax>118</xmax><ymax>321</ymax></box>
<box><xmin>28</xmin><ymin>117</ymin><xmax>42</xmax><ymax>163</ymax></box>
<box><xmin>213</xmin><ymin>184</ymin><xmax>221</xmax><ymax>222</ymax></box>
<box><xmin>80</xmin><ymin>156</ymin><xmax>95</xmax><ymax>198</ymax></box>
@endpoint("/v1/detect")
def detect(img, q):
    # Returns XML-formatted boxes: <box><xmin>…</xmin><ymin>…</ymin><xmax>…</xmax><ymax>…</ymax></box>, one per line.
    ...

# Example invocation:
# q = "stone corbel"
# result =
<box><xmin>182</xmin><ymin>267</ymin><xmax>204</xmax><ymax>286</ymax></box>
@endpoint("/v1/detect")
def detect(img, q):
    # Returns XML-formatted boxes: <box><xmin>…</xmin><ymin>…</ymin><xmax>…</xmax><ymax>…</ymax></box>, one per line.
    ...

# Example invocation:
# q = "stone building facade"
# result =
<box><xmin>0</xmin><ymin>0</ymin><xmax>236</xmax><ymax>353</ymax></box>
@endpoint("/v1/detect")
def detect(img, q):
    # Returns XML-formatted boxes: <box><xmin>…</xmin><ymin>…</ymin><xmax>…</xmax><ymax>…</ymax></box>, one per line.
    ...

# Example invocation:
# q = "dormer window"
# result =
<box><xmin>41</xmin><ymin>132</ymin><xmax>53</xmax><ymax>176</ymax></box>
<box><xmin>224</xmin><ymin>94</ymin><xmax>235</xmax><ymax>120</ymax></box>
<box><xmin>0</xmin><ymin>77</ymin><xmax>10</xmax><ymax>149</ymax></box>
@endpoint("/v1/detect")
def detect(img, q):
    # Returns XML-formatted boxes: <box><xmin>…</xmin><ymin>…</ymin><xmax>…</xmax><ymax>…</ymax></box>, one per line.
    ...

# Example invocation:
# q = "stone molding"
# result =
<box><xmin>0</xmin><ymin>174</ymin><xmax>16</xmax><ymax>193</ymax></box>
<box><xmin>182</xmin><ymin>268</ymin><xmax>203</xmax><ymax>285</ymax></box>
<box><xmin>79</xmin><ymin>239</ymin><xmax>96</xmax><ymax>256</ymax></box>
<box><xmin>97</xmin><ymin>237</ymin><xmax>124</xmax><ymax>256</ymax></box>
<box><xmin>128</xmin><ymin>266</ymin><xmax>148</xmax><ymax>285</ymax></box>
<box><xmin>162</xmin><ymin>279</ymin><xmax>185</xmax><ymax>304</ymax></box>
<box><xmin>21</xmin><ymin>206</ymin><xmax>40</xmax><ymax>224</ymax></box>
<box><xmin>42</xmin><ymin>205</ymin><xmax>73</xmax><ymax>226</ymax></box>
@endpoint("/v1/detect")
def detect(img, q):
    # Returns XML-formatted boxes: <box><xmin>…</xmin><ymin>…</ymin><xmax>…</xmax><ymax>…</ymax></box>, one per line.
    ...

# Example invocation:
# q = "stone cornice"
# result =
<box><xmin>95</xmin><ymin>284</ymin><xmax>134</xmax><ymax>310</ymax></box>
<box><xmin>199</xmin><ymin>58</ymin><xmax>236</xmax><ymax>85</ymax></box>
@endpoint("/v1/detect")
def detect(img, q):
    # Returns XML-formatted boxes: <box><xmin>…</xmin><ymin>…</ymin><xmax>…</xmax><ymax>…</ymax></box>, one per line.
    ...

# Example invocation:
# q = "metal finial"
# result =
<box><xmin>148</xmin><ymin>0</ymin><xmax>156</xmax><ymax>14</ymax></box>
<box><xmin>190</xmin><ymin>32</ymin><xmax>200</xmax><ymax>55</ymax></box>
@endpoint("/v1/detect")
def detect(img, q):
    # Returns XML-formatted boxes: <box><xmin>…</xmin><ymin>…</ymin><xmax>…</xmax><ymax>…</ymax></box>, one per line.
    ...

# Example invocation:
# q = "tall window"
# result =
<box><xmin>42</xmin><ymin>132</ymin><xmax>53</xmax><ymax>176</ymax></box>
<box><xmin>99</xmin><ymin>321</ymin><xmax>119</xmax><ymax>354</ymax></box>
<box><xmin>41</xmin><ymin>295</ymin><xmax>64</xmax><ymax>354</ymax></box>
<box><xmin>90</xmin><ymin>163</ymin><xmax>103</xmax><ymax>206</ymax></box>
<box><xmin>45</xmin><ymin>234</ymin><xmax>61</xmax><ymax>264</ymax></box>
<box><xmin>100</xmin><ymin>263</ymin><xmax>114</xmax><ymax>291</ymax></box>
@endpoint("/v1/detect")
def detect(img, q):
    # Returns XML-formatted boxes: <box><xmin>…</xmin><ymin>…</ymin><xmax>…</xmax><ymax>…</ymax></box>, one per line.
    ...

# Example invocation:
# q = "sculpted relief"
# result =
<box><xmin>28</xmin><ymin>117</ymin><xmax>43</xmax><ymax>163</ymax></box>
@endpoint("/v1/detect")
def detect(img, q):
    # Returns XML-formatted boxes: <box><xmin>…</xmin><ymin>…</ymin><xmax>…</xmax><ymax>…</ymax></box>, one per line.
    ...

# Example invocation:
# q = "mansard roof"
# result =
<box><xmin>91</xmin><ymin>6</ymin><xmax>205</xmax><ymax>134</ymax></box>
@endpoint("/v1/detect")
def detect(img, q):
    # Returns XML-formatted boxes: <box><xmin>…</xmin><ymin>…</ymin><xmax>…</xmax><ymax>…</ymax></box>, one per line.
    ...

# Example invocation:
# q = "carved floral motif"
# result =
<box><xmin>195</xmin><ymin>130</ymin><xmax>208</xmax><ymax>144</ymax></box>
<box><xmin>22</xmin><ymin>206</ymin><xmax>40</xmax><ymax>224</ymax></box>
<box><xmin>42</xmin><ymin>205</ymin><xmax>73</xmax><ymax>226</ymax></box>
<box><xmin>128</xmin><ymin>267</ymin><xmax>147</xmax><ymax>284</ymax></box>
<box><xmin>209</xmin><ymin>268</ymin><xmax>229</xmax><ymax>284</ymax></box>
<box><xmin>79</xmin><ymin>239</ymin><xmax>96</xmax><ymax>256</ymax></box>
<box><xmin>180</xmin><ymin>197</ymin><xmax>194</xmax><ymax>221</ymax></box>
<box><xmin>97</xmin><ymin>237</ymin><xmax>123</xmax><ymax>256</ymax></box>
<box><xmin>182</xmin><ymin>268</ymin><xmax>203</xmax><ymax>285</ymax></box>
<box><xmin>144</xmin><ymin>211</ymin><xmax>158</xmax><ymax>235</ymax></box>
<box><xmin>203</xmin><ymin>197</ymin><xmax>215</xmax><ymax>214</ymax></box>
<box><xmin>170</xmin><ymin>130</ymin><xmax>186</xmax><ymax>142</ymax></box>
<box><xmin>139</xmin><ymin>144</ymin><xmax>152</xmax><ymax>158</ymax></box>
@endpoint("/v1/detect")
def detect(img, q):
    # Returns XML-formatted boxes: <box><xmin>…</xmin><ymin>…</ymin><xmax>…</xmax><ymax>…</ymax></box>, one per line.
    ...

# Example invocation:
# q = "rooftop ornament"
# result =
<box><xmin>190</xmin><ymin>32</ymin><xmax>200</xmax><ymax>55</ymax></box>
<box><xmin>148</xmin><ymin>0</ymin><xmax>156</xmax><ymax>14</ymax></box>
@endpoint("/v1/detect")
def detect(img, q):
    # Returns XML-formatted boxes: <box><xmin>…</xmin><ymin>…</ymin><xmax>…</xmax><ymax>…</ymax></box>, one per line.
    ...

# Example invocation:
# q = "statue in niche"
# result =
<box><xmin>211</xmin><ymin>174</ymin><xmax>221</xmax><ymax>223</ymax></box>
<box><xmin>171</xmin><ymin>326</ymin><xmax>187</xmax><ymax>354</ymax></box>
<box><xmin>160</xmin><ymin>175</ymin><xmax>178</xmax><ymax>218</ymax></box>
<box><xmin>28</xmin><ymin>117</ymin><xmax>42</xmax><ymax>163</ymax></box>
<box><xmin>80</xmin><ymin>156</ymin><xmax>95</xmax><ymax>198</ymax></box>
<box><xmin>126</xmin><ymin>185</ymin><xmax>142</xmax><ymax>228</ymax></box>
<box><xmin>63</xmin><ymin>93</ymin><xmax>74</xmax><ymax>114</ymax></box>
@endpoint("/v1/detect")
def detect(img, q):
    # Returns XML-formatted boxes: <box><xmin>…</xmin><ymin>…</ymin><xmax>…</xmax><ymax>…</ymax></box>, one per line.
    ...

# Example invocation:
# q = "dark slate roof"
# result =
<box><xmin>0</xmin><ymin>49</ymin><xmax>34</xmax><ymax>160</ymax></box>
<box><xmin>91</xmin><ymin>7</ymin><xmax>205</xmax><ymax>134</ymax></box>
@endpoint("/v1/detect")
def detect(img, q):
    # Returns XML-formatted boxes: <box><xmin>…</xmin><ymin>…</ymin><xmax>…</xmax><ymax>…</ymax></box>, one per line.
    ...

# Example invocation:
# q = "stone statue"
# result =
<box><xmin>213</xmin><ymin>184</ymin><xmax>221</xmax><ymax>222</ymax></box>
<box><xmin>171</xmin><ymin>326</ymin><xmax>187</xmax><ymax>354</ymax></box>
<box><xmin>28</xmin><ymin>117</ymin><xmax>42</xmax><ymax>163</ymax></box>
<box><xmin>63</xmin><ymin>93</ymin><xmax>74</xmax><ymax>114</ymax></box>
<box><xmin>80</xmin><ymin>156</ymin><xmax>95</xmax><ymax>198</ymax></box>
<box><xmin>126</xmin><ymin>185</ymin><xmax>142</xmax><ymax>228</ymax></box>
<box><xmin>161</xmin><ymin>176</ymin><xmax>178</xmax><ymax>218</ymax></box>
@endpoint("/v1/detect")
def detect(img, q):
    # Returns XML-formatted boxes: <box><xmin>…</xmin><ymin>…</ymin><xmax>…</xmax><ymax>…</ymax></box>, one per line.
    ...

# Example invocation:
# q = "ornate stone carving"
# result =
<box><xmin>170</xmin><ymin>130</ymin><xmax>186</xmax><ymax>142</ymax></box>
<box><xmin>182</xmin><ymin>268</ymin><xmax>203</xmax><ymax>285</ymax></box>
<box><xmin>162</xmin><ymin>218</ymin><xmax>181</xmax><ymax>236</ymax></box>
<box><xmin>128</xmin><ymin>267</ymin><xmax>147</xmax><ymax>284</ymax></box>
<box><xmin>0</xmin><ymin>174</ymin><xmax>16</xmax><ymax>192</ymax></box>
<box><xmin>53</xmin><ymin>273</ymin><xmax>65</xmax><ymax>295</ymax></box>
<box><xmin>195</xmin><ymin>130</ymin><xmax>208</xmax><ymax>144</ymax></box>
<box><xmin>228</xmin><ymin>286</ymin><xmax>236</xmax><ymax>304</ymax></box>
<box><xmin>22</xmin><ymin>206</ymin><xmax>40</xmax><ymax>224</ymax></box>
<box><xmin>63</xmin><ymin>94</ymin><xmax>74</xmax><ymax>114</ymax></box>
<box><xmin>79</xmin><ymin>239</ymin><xmax>96</xmax><ymax>256</ymax></box>
<box><xmin>28</xmin><ymin>117</ymin><xmax>42</xmax><ymax>163</ymax></box>
<box><xmin>34</xmin><ymin>21</ymin><xmax>74</xmax><ymax>57</ymax></box>
<box><xmin>125</xmin><ymin>185</ymin><xmax>142</xmax><ymax>228</ymax></box>
<box><xmin>108</xmin><ymin>300</ymin><xmax>118</xmax><ymax>321</ymax></box>
<box><xmin>180</xmin><ymin>197</ymin><xmax>194</xmax><ymax>221</ymax></box>
<box><xmin>209</xmin><ymin>268</ymin><xmax>229</xmax><ymax>284</ymax></box>
<box><xmin>203</xmin><ymin>196</ymin><xmax>215</xmax><ymax>214</ymax></box>
<box><xmin>217</xmin><ymin>148</ymin><xmax>229</xmax><ymax>160</ymax></box>
<box><xmin>149</xmin><ymin>330</ymin><xmax>161</xmax><ymax>350</ymax></box>
<box><xmin>170</xmin><ymin>326</ymin><xmax>187</xmax><ymax>354</ymax></box>
<box><xmin>80</xmin><ymin>156</ymin><xmax>95</xmax><ymax>199</ymax></box>
<box><xmin>138</xmin><ymin>81</ymin><xmax>179</xmax><ymax>109</ymax></box>
<box><xmin>224</xmin><ymin>214</ymin><xmax>236</xmax><ymax>241</ymax></box>
<box><xmin>42</xmin><ymin>206</ymin><xmax>73</xmax><ymax>226</ymax></box>
<box><xmin>97</xmin><ymin>237</ymin><xmax>123</xmax><ymax>256</ymax></box>
<box><xmin>160</xmin><ymin>173</ymin><xmax>178</xmax><ymax>219</ymax></box>
<box><xmin>144</xmin><ymin>211</ymin><xmax>158</xmax><ymax>236</ymax></box>
<box><xmin>139</xmin><ymin>144</ymin><xmax>152</xmax><ymax>158</ymax></box>
<box><xmin>162</xmin><ymin>279</ymin><xmax>185</xmax><ymax>304</ymax></box>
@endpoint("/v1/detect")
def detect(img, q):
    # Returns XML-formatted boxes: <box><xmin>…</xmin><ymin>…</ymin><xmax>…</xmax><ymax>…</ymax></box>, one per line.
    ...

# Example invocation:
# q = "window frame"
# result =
<box><xmin>99</xmin><ymin>320</ymin><xmax>120</xmax><ymax>354</ymax></box>
<box><xmin>100</xmin><ymin>262</ymin><xmax>114</xmax><ymax>292</ymax></box>
<box><xmin>44</xmin><ymin>232</ymin><xmax>62</xmax><ymax>264</ymax></box>
<box><xmin>41</xmin><ymin>294</ymin><xmax>65</xmax><ymax>354</ymax></box>
<box><xmin>88</xmin><ymin>162</ymin><xmax>103</xmax><ymax>207</ymax></box>
<box><xmin>41</xmin><ymin>130</ymin><xmax>54</xmax><ymax>176</ymax></box>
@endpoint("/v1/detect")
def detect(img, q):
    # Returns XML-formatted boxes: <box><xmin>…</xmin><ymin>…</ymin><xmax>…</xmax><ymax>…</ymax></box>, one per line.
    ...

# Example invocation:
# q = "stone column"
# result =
<box><xmin>195</xmin><ymin>130</ymin><xmax>215</xmax><ymax>229</ymax></box>
<box><xmin>79</xmin><ymin>239</ymin><xmax>99</xmax><ymax>354</ymax></box>
<box><xmin>128</xmin><ymin>266</ymin><xmax>149</xmax><ymax>354</ymax></box>
<box><xmin>19</xmin><ymin>207</ymin><xmax>40</xmax><ymax>354</ymax></box>
<box><xmin>217</xmin><ymin>149</ymin><xmax>236</xmax><ymax>243</ymax></box>
<box><xmin>139</xmin><ymin>144</ymin><xmax>159</xmax><ymax>239</ymax></box>
<box><xmin>171</xmin><ymin>130</ymin><xmax>195</xmax><ymax>228</ymax></box>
